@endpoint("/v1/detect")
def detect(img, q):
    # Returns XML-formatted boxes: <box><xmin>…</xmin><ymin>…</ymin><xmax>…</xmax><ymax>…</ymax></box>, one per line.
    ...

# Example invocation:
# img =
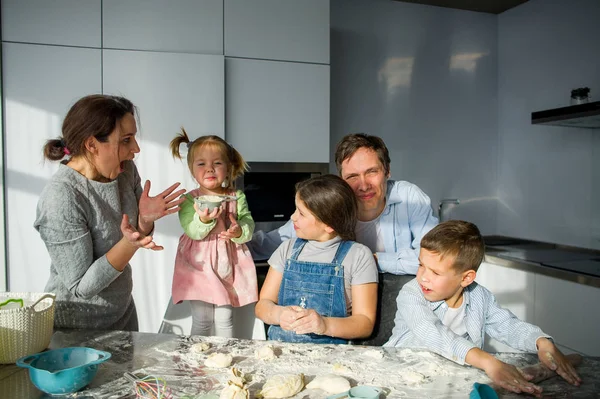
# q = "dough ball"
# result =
<box><xmin>220</xmin><ymin>383</ymin><xmax>249</xmax><ymax>399</ymax></box>
<box><xmin>260</xmin><ymin>373</ymin><xmax>304</xmax><ymax>398</ymax></box>
<box><xmin>306</xmin><ymin>374</ymin><xmax>350</xmax><ymax>394</ymax></box>
<box><xmin>191</xmin><ymin>342</ymin><xmax>211</xmax><ymax>353</ymax></box>
<box><xmin>255</xmin><ymin>345</ymin><xmax>277</xmax><ymax>360</ymax></box>
<box><xmin>204</xmin><ymin>352</ymin><xmax>233</xmax><ymax>368</ymax></box>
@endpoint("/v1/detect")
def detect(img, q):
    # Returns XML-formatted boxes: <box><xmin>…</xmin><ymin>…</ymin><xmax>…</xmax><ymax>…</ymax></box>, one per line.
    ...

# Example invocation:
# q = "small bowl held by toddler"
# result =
<box><xmin>194</xmin><ymin>195</ymin><xmax>225</xmax><ymax>212</ymax></box>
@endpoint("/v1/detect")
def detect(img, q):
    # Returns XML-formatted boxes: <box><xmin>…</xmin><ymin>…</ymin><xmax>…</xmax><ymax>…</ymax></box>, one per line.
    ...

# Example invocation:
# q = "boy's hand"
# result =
<box><xmin>195</xmin><ymin>203</ymin><xmax>223</xmax><ymax>224</ymax></box>
<box><xmin>484</xmin><ymin>357</ymin><xmax>542</xmax><ymax>397</ymax></box>
<box><xmin>536</xmin><ymin>337</ymin><xmax>582</xmax><ymax>386</ymax></box>
<box><xmin>219</xmin><ymin>214</ymin><xmax>242</xmax><ymax>241</ymax></box>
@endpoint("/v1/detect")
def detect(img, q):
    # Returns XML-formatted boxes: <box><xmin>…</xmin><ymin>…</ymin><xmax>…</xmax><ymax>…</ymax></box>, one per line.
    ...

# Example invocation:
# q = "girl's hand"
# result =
<box><xmin>138</xmin><ymin>181</ymin><xmax>186</xmax><ymax>228</ymax></box>
<box><xmin>194</xmin><ymin>203</ymin><xmax>223</xmax><ymax>224</ymax></box>
<box><xmin>290</xmin><ymin>308</ymin><xmax>327</xmax><ymax>335</ymax></box>
<box><xmin>121</xmin><ymin>214</ymin><xmax>163</xmax><ymax>251</ymax></box>
<box><xmin>219</xmin><ymin>214</ymin><xmax>242</xmax><ymax>241</ymax></box>
<box><xmin>537</xmin><ymin>338</ymin><xmax>582</xmax><ymax>386</ymax></box>
<box><xmin>279</xmin><ymin>306</ymin><xmax>303</xmax><ymax>331</ymax></box>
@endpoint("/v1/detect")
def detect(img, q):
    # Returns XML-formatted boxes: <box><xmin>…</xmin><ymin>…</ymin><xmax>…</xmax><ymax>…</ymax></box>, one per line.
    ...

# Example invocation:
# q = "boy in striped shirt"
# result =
<box><xmin>385</xmin><ymin>220</ymin><xmax>581</xmax><ymax>396</ymax></box>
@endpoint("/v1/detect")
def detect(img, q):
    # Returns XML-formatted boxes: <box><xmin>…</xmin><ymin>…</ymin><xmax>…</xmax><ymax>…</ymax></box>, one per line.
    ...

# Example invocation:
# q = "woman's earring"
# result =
<box><xmin>221</xmin><ymin>178</ymin><xmax>229</xmax><ymax>188</ymax></box>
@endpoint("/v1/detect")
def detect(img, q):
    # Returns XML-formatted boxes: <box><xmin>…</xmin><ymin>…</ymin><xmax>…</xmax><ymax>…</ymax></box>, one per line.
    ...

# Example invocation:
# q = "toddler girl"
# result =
<box><xmin>170</xmin><ymin>129</ymin><xmax>257</xmax><ymax>337</ymax></box>
<box><xmin>255</xmin><ymin>174</ymin><xmax>379</xmax><ymax>344</ymax></box>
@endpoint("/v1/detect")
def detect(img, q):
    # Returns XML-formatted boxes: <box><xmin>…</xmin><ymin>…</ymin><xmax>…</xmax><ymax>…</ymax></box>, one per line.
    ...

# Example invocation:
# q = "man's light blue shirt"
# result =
<box><xmin>247</xmin><ymin>180</ymin><xmax>438</xmax><ymax>275</ymax></box>
<box><xmin>384</xmin><ymin>279</ymin><xmax>551</xmax><ymax>365</ymax></box>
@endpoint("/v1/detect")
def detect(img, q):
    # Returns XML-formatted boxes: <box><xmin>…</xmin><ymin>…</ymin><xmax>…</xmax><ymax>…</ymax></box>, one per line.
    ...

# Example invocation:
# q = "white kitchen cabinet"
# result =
<box><xmin>226</xmin><ymin>58</ymin><xmax>330</xmax><ymax>163</ymax></box>
<box><xmin>103</xmin><ymin>49</ymin><xmax>224</xmax><ymax>332</ymax></box>
<box><xmin>2</xmin><ymin>42</ymin><xmax>101</xmax><ymax>292</ymax></box>
<box><xmin>475</xmin><ymin>261</ymin><xmax>536</xmax><ymax>352</ymax></box>
<box><xmin>224</xmin><ymin>0</ymin><xmax>330</xmax><ymax>64</ymax></box>
<box><xmin>1</xmin><ymin>0</ymin><xmax>101</xmax><ymax>48</ymax></box>
<box><xmin>103</xmin><ymin>0</ymin><xmax>223</xmax><ymax>54</ymax></box>
<box><xmin>534</xmin><ymin>274</ymin><xmax>600</xmax><ymax>356</ymax></box>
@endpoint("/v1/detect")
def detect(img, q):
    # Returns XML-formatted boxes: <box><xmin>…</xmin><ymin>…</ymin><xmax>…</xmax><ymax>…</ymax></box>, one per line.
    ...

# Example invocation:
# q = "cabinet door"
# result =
<box><xmin>226</xmin><ymin>58</ymin><xmax>330</xmax><ymax>163</ymax></box>
<box><xmin>103</xmin><ymin>0</ymin><xmax>223</xmax><ymax>54</ymax></box>
<box><xmin>103</xmin><ymin>49</ymin><xmax>224</xmax><ymax>333</ymax></box>
<box><xmin>2</xmin><ymin>43</ymin><xmax>101</xmax><ymax>292</ymax></box>
<box><xmin>475</xmin><ymin>261</ymin><xmax>536</xmax><ymax>352</ymax></box>
<box><xmin>224</xmin><ymin>0</ymin><xmax>329</xmax><ymax>64</ymax></box>
<box><xmin>534</xmin><ymin>274</ymin><xmax>600</xmax><ymax>356</ymax></box>
<box><xmin>1</xmin><ymin>0</ymin><xmax>101</xmax><ymax>47</ymax></box>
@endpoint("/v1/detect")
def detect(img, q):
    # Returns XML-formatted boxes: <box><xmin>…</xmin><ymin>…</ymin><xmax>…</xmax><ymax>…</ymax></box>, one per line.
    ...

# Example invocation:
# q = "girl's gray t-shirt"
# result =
<box><xmin>268</xmin><ymin>236</ymin><xmax>379</xmax><ymax>314</ymax></box>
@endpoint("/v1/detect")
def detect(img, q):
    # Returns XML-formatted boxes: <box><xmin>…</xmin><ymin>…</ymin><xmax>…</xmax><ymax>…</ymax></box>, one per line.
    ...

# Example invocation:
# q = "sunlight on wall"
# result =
<box><xmin>6</xmin><ymin>99</ymin><xmax>61</xmax><ymax>178</ymax></box>
<box><xmin>449</xmin><ymin>52</ymin><xmax>488</xmax><ymax>73</ymax></box>
<box><xmin>129</xmin><ymin>139</ymin><xmax>196</xmax><ymax>333</ymax></box>
<box><xmin>378</xmin><ymin>56</ymin><xmax>414</xmax><ymax>96</ymax></box>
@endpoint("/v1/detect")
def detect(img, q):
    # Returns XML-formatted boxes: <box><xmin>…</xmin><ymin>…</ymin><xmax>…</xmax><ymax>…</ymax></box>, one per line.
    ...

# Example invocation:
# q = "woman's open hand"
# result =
<box><xmin>121</xmin><ymin>214</ymin><xmax>163</xmax><ymax>251</ymax></box>
<box><xmin>138</xmin><ymin>181</ymin><xmax>186</xmax><ymax>231</ymax></box>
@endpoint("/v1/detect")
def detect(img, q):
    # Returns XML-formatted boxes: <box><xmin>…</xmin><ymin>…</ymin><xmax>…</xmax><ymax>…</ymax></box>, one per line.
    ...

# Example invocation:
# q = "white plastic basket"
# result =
<box><xmin>0</xmin><ymin>292</ymin><xmax>55</xmax><ymax>364</ymax></box>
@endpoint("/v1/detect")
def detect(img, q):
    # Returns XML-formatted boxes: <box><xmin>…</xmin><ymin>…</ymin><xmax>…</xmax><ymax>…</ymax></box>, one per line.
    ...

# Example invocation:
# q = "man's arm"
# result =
<box><xmin>246</xmin><ymin>219</ymin><xmax>296</xmax><ymax>260</ymax></box>
<box><xmin>376</xmin><ymin>184</ymin><xmax>438</xmax><ymax>275</ymax></box>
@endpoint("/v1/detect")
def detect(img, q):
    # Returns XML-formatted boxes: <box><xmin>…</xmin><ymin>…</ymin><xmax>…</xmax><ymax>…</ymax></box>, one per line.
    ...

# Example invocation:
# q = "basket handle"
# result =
<box><xmin>28</xmin><ymin>293</ymin><xmax>56</xmax><ymax>312</ymax></box>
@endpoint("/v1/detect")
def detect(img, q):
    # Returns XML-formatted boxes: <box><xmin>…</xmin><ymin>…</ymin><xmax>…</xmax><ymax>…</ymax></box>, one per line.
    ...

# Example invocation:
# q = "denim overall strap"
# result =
<box><xmin>268</xmin><ymin>240</ymin><xmax>354</xmax><ymax>345</ymax></box>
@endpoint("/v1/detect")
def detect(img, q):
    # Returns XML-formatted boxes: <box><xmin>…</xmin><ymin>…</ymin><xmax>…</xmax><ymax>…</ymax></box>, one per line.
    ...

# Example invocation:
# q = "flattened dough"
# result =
<box><xmin>260</xmin><ymin>373</ymin><xmax>304</xmax><ymax>398</ymax></box>
<box><xmin>306</xmin><ymin>374</ymin><xmax>350</xmax><ymax>394</ymax></box>
<box><xmin>204</xmin><ymin>352</ymin><xmax>233</xmax><ymax>368</ymax></box>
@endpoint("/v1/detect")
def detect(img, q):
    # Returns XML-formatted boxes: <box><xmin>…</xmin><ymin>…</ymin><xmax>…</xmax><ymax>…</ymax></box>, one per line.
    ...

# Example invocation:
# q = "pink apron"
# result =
<box><xmin>172</xmin><ymin>191</ymin><xmax>258</xmax><ymax>307</ymax></box>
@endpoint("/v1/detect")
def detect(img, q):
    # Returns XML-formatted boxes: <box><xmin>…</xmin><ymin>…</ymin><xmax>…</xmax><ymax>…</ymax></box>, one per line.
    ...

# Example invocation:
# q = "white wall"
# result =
<box><xmin>330</xmin><ymin>0</ymin><xmax>499</xmax><ymax>234</ymax></box>
<box><xmin>497</xmin><ymin>0</ymin><xmax>600</xmax><ymax>250</ymax></box>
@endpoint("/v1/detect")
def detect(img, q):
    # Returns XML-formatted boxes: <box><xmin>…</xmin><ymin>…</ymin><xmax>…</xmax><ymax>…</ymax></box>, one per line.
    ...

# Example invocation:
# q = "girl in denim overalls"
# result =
<box><xmin>255</xmin><ymin>175</ymin><xmax>379</xmax><ymax>344</ymax></box>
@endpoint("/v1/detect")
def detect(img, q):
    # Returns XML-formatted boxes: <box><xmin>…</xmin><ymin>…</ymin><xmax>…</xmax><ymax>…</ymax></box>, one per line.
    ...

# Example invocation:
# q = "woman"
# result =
<box><xmin>34</xmin><ymin>94</ymin><xmax>185</xmax><ymax>331</ymax></box>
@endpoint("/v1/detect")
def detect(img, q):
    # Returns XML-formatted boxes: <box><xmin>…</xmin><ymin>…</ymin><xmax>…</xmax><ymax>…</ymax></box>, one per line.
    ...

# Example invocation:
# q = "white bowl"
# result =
<box><xmin>194</xmin><ymin>195</ymin><xmax>225</xmax><ymax>212</ymax></box>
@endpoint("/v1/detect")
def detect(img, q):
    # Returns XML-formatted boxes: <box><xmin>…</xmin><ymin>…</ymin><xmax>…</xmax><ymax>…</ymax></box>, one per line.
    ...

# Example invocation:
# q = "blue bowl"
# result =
<box><xmin>469</xmin><ymin>382</ymin><xmax>499</xmax><ymax>399</ymax></box>
<box><xmin>16</xmin><ymin>347</ymin><xmax>111</xmax><ymax>395</ymax></box>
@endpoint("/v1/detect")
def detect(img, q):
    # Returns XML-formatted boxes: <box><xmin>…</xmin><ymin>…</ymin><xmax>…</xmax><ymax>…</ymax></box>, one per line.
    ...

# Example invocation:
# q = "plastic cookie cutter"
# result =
<box><xmin>299</xmin><ymin>296</ymin><xmax>307</xmax><ymax>309</ymax></box>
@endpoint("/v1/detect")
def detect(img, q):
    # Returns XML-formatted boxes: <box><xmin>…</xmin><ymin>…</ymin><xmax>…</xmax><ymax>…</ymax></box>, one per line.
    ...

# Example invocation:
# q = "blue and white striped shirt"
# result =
<box><xmin>384</xmin><ymin>279</ymin><xmax>551</xmax><ymax>365</ymax></box>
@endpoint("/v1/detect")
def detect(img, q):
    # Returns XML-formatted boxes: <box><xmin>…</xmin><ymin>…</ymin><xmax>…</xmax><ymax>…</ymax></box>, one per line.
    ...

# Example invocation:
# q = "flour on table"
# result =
<box><xmin>399</xmin><ymin>370</ymin><xmax>426</xmax><ymax>384</ymax></box>
<box><xmin>363</xmin><ymin>349</ymin><xmax>384</xmax><ymax>359</ymax></box>
<box><xmin>306</xmin><ymin>374</ymin><xmax>350</xmax><ymax>394</ymax></box>
<box><xmin>205</xmin><ymin>353</ymin><xmax>233</xmax><ymax>368</ymax></box>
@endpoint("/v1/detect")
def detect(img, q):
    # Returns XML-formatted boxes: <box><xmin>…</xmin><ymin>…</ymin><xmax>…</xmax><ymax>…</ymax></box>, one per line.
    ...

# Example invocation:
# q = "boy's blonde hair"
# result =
<box><xmin>169</xmin><ymin>128</ymin><xmax>247</xmax><ymax>190</ymax></box>
<box><xmin>420</xmin><ymin>220</ymin><xmax>485</xmax><ymax>273</ymax></box>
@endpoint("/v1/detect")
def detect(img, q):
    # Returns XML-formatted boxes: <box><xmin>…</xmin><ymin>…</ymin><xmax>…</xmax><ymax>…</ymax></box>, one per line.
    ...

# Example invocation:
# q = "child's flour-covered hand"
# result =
<box><xmin>484</xmin><ymin>358</ymin><xmax>542</xmax><ymax>397</ymax></box>
<box><xmin>194</xmin><ymin>202</ymin><xmax>223</xmax><ymax>224</ymax></box>
<box><xmin>219</xmin><ymin>214</ymin><xmax>242</xmax><ymax>241</ymax></box>
<box><xmin>536</xmin><ymin>337</ymin><xmax>582</xmax><ymax>386</ymax></box>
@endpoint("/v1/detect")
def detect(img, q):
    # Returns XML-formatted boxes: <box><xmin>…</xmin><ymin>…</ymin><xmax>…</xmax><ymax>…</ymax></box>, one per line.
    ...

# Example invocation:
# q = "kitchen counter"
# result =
<box><xmin>484</xmin><ymin>235</ymin><xmax>600</xmax><ymax>288</ymax></box>
<box><xmin>2</xmin><ymin>330</ymin><xmax>599</xmax><ymax>398</ymax></box>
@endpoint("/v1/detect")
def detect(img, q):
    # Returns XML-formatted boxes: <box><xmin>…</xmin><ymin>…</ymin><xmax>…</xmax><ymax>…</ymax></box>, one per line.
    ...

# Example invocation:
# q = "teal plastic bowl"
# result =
<box><xmin>16</xmin><ymin>347</ymin><xmax>111</xmax><ymax>395</ymax></box>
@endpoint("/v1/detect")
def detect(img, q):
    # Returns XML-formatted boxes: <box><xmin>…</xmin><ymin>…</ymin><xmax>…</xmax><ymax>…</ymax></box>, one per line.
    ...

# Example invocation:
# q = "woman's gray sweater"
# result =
<box><xmin>34</xmin><ymin>161</ymin><xmax>142</xmax><ymax>330</ymax></box>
